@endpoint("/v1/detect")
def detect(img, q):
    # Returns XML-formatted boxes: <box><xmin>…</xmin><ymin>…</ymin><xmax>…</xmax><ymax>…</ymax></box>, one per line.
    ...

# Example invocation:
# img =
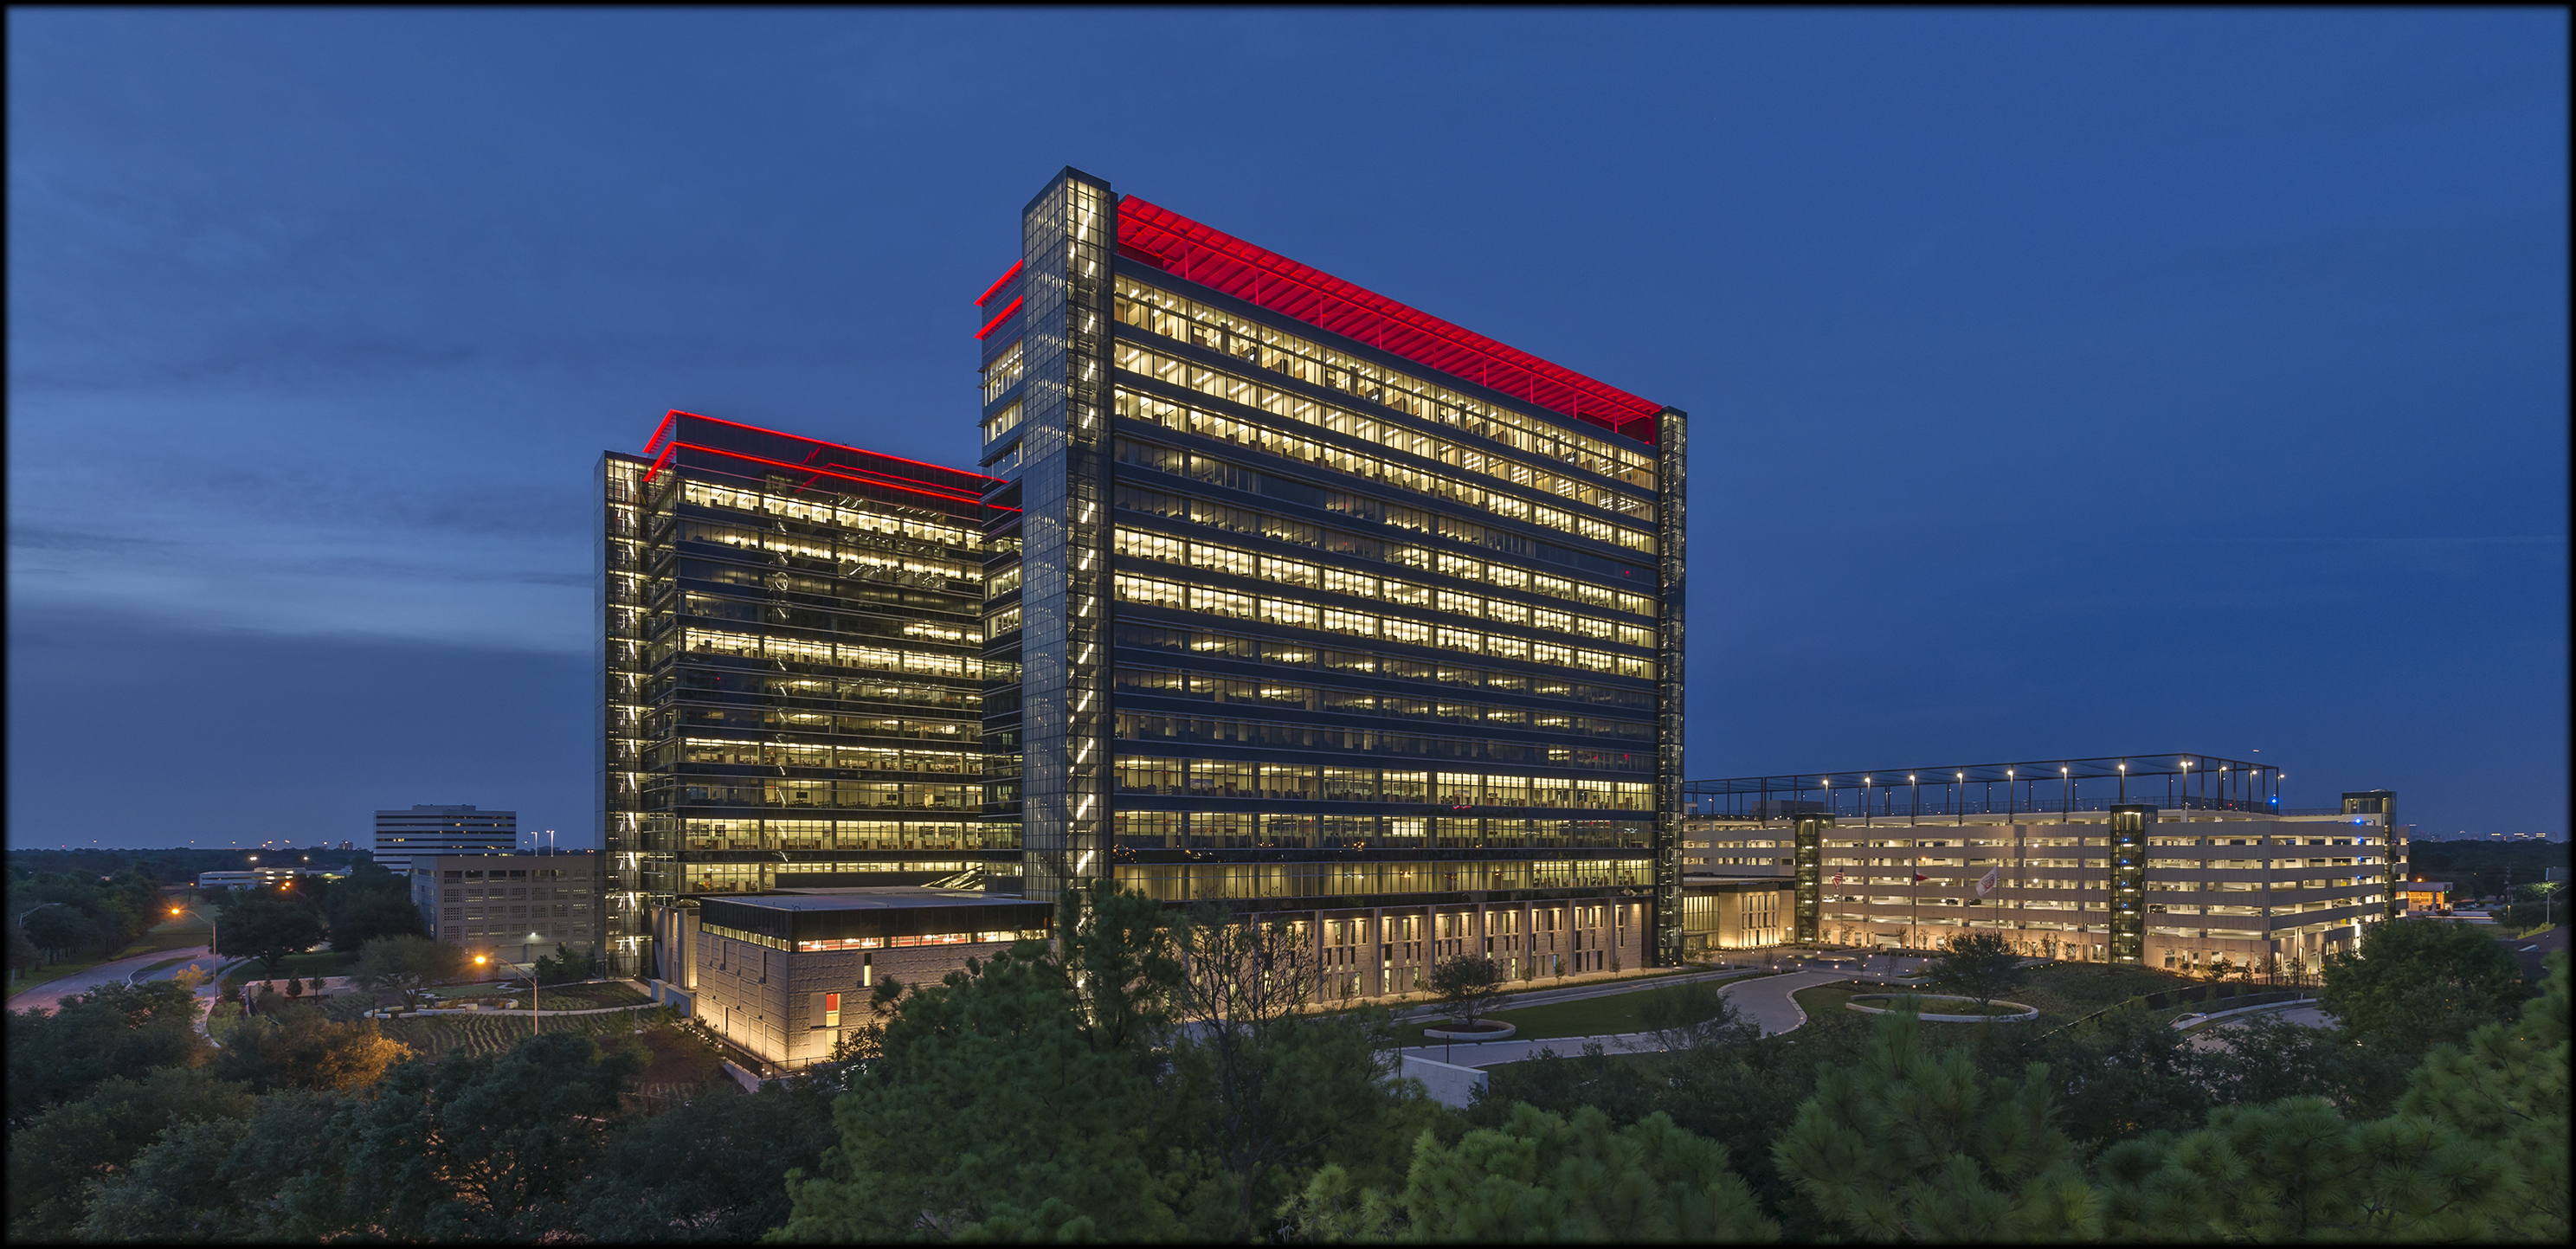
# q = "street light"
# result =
<box><xmin>168</xmin><ymin>904</ymin><xmax>219</xmax><ymax>961</ymax></box>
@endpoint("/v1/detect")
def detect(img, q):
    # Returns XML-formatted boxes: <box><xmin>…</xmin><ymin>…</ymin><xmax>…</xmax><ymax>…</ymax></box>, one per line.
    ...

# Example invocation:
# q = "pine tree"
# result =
<box><xmin>1770</xmin><ymin>1008</ymin><xmax>2099</xmax><ymax>1240</ymax></box>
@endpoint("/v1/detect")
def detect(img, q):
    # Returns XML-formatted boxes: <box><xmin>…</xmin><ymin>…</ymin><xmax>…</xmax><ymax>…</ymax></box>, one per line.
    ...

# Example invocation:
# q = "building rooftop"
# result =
<box><xmin>1115</xmin><ymin>196</ymin><xmax>1666</xmax><ymax>445</ymax></box>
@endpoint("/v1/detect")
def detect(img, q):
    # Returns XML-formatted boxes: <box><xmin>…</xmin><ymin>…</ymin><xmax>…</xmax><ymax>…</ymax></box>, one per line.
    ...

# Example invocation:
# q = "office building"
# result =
<box><xmin>409</xmin><ymin>852</ymin><xmax>603</xmax><ymax>964</ymax></box>
<box><xmin>597</xmin><ymin>413</ymin><xmax>1001</xmax><ymax>978</ymax></box>
<box><xmin>970</xmin><ymin>168</ymin><xmax>1687</xmax><ymax>986</ymax></box>
<box><xmin>1685</xmin><ymin>757</ymin><xmax>2405</xmax><ymax>972</ymax></box>
<box><xmin>597</xmin><ymin>169</ymin><xmax>1686</xmax><ymax>992</ymax></box>
<box><xmin>372</xmin><ymin>804</ymin><xmax>515</xmax><ymax>876</ymax></box>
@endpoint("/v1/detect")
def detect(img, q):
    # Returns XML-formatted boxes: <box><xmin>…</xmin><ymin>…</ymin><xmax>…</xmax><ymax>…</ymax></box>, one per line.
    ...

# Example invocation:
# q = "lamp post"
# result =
<box><xmin>474</xmin><ymin>938</ymin><xmax>545</xmax><ymax>1036</ymax></box>
<box><xmin>167</xmin><ymin>904</ymin><xmax>218</xmax><ymax>961</ymax></box>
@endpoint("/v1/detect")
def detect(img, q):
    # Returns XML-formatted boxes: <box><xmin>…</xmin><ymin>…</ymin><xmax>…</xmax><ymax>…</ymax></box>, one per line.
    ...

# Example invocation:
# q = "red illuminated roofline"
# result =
<box><xmin>667</xmin><ymin>443</ymin><xmax>1008</xmax><ymax>510</ymax></box>
<box><xmin>642</xmin><ymin>409</ymin><xmax>679</xmax><ymax>457</ymax></box>
<box><xmin>650</xmin><ymin>410</ymin><xmax>1001</xmax><ymax>486</ymax></box>
<box><xmin>976</xmin><ymin>260</ymin><xmax>1024</xmax><ymax>306</ymax></box>
<box><xmin>1116</xmin><ymin>197</ymin><xmax>1664</xmax><ymax>444</ymax></box>
<box><xmin>975</xmin><ymin>295</ymin><xmax>1024</xmax><ymax>340</ymax></box>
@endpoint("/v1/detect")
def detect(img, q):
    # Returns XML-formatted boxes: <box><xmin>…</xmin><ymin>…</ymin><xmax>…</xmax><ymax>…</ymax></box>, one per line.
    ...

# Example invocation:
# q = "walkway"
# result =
<box><xmin>1396</xmin><ymin>970</ymin><xmax>1848</xmax><ymax>1068</ymax></box>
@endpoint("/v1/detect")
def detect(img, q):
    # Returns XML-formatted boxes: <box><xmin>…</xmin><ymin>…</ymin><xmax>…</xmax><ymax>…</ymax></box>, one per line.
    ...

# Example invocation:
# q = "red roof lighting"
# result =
<box><xmin>1115</xmin><ymin>197</ymin><xmax>1663</xmax><ymax>445</ymax></box>
<box><xmin>976</xmin><ymin>295</ymin><xmax>1024</xmax><ymax>341</ymax></box>
<box><xmin>976</xmin><ymin>260</ymin><xmax>1024</xmax><ymax>307</ymax></box>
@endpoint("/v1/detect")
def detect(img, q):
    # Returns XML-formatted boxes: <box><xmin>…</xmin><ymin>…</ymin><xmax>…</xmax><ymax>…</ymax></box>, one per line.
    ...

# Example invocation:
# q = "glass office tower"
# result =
<box><xmin>979</xmin><ymin>168</ymin><xmax>1689</xmax><ymax>978</ymax></box>
<box><xmin>596</xmin><ymin>412</ymin><xmax>1004</xmax><ymax>977</ymax></box>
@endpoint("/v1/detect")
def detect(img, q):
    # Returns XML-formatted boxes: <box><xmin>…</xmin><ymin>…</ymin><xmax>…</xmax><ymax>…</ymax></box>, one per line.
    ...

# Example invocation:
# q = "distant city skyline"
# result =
<box><xmin>9</xmin><ymin>9</ymin><xmax>2566</xmax><ymax>849</ymax></box>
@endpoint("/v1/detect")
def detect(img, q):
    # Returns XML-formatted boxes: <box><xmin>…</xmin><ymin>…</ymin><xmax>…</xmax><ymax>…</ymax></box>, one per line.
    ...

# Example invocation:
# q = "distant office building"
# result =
<box><xmin>596</xmin><ymin>414</ymin><xmax>1000</xmax><ymax>979</ymax></box>
<box><xmin>409</xmin><ymin>852</ymin><xmax>603</xmax><ymax>963</ymax></box>
<box><xmin>373</xmin><ymin>805</ymin><xmax>516</xmax><ymax>876</ymax></box>
<box><xmin>1686</xmin><ymin>757</ymin><xmax>2405</xmax><ymax>972</ymax></box>
<box><xmin>196</xmin><ymin>867</ymin><xmax>323</xmax><ymax>891</ymax></box>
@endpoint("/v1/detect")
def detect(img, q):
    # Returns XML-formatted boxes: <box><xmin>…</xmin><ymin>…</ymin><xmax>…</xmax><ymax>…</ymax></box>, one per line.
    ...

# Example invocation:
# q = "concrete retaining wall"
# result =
<box><xmin>1400</xmin><ymin>1053</ymin><xmax>1488</xmax><ymax>1109</ymax></box>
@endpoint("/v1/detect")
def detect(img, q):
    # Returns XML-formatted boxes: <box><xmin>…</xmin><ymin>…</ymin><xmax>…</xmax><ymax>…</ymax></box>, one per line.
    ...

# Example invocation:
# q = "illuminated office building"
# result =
<box><xmin>1685</xmin><ymin>758</ymin><xmax>2404</xmax><ymax>972</ymax></box>
<box><xmin>976</xmin><ymin>169</ymin><xmax>1690</xmax><ymax>984</ymax></box>
<box><xmin>596</xmin><ymin>413</ymin><xmax>1003</xmax><ymax>978</ymax></box>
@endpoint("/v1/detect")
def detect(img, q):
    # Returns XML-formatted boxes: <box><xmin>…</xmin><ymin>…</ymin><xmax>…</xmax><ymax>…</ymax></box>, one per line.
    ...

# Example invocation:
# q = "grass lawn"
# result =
<box><xmin>1393</xmin><ymin>975</ymin><xmax>1769</xmax><ymax>1046</ymax></box>
<box><xmin>1796</xmin><ymin>963</ymin><xmax>2211</xmax><ymax>1033</ymax></box>
<box><xmin>222</xmin><ymin>950</ymin><xmax>358</xmax><ymax>995</ymax></box>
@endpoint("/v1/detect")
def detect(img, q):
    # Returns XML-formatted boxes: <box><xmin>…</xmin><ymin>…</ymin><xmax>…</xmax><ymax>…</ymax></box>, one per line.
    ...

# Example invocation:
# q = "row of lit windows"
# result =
<box><xmin>1118</xmin><ymin>711</ymin><xmax>1649</xmax><ymax>772</ymax></box>
<box><xmin>1114</xmin><ymin>486</ymin><xmax>1651</xmax><ymax>615</ymax></box>
<box><xmin>1114</xmin><ymin>666</ymin><xmax>1650</xmax><ymax>739</ymax></box>
<box><xmin>1114</xmin><ymin>278</ymin><xmax>1655</xmax><ymax>485</ymax></box>
<box><xmin>1115</xmin><ymin>755</ymin><xmax>1653</xmax><ymax>809</ymax></box>
<box><xmin>671</xmin><ymin>740</ymin><xmax>973</xmax><ymax>774</ymax></box>
<box><xmin>982</xmin><ymin>400</ymin><xmax>1023</xmax><ymax>445</ymax></box>
<box><xmin>1115</xmin><ymin>383</ymin><xmax>1653</xmax><ymax>553</ymax></box>
<box><xmin>986</xmin><ymin>603</ymin><xmax>1023</xmax><ymax>636</ymax></box>
<box><xmin>679</xmin><ymin>628</ymin><xmax>982</xmax><ymax>677</ymax></box>
<box><xmin>679</xmin><ymin>596</ymin><xmax>978</xmax><ymax>647</ymax></box>
<box><xmin>678</xmin><ymin>481</ymin><xmax>978</xmax><ymax>550</ymax></box>
<box><xmin>1117</xmin><ymin>439</ymin><xmax>1648</xmax><ymax>582</ymax></box>
<box><xmin>1111</xmin><ymin>809</ymin><xmax>1652</xmax><ymax>849</ymax></box>
<box><xmin>648</xmin><ymin>779</ymin><xmax>978</xmax><ymax>810</ymax></box>
<box><xmin>662</xmin><ymin>708</ymin><xmax>979</xmax><ymax>742</ymax></box>
<box><xmin>1112</xmin><ymin>528</ymin><xmax>1652</xmax><ymax>647</ymax></box>
<box><xmin>1114</xmin><ymin>623</ymin><xmax>1655</xmax><ymax>709</ymax></box>
<box><xmin>1117</xmin><ymin>711</ymin><xmax>1651</xmax><ymax>772</ymax></box>
<box><xmin>790</xmin><ymin>930</ymin><xmax>1050</xmax><ymax>953</ymax></box>
<box><xmin>1111</xmin><ymin>856</ymin><xmax>1655</xmax><ymax>903</ymax></box>
<box><xmin>980</xmin><ymin>340</ymin><xmax>1022</xmax><ymax>405</ymax></box>
<box><xmin>677</xmin><ymin>520</ymin><xmax>982</xmax><ymax>584</ymax></box>
<box><xmin>1115</xmin><ymin>338</ymin><xmax>1654</xmax><ymax>522</ymax></box>
<box><xmin>1112</xmin><ymin>574</ymin><xmax>1652</xmax><ymax>679</ymax></box>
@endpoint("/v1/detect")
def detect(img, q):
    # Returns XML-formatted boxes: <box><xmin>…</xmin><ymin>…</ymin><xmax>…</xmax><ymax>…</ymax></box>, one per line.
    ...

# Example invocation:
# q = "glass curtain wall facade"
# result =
<box><xmin>596</xmin><ymin>413</ymin><xmax>1001</xmax><ymax>978</ymax></box>
<box><xmin>980</xmin><ymin>167</ymin><xmax>1690</xmax><ymax>968</ymax></box>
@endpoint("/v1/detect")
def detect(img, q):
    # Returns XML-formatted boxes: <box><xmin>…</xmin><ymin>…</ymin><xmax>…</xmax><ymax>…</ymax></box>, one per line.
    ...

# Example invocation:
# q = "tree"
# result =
<box><xmin>1771</xmin><ymin>1008</ymin><xmax>2100</xmax><ymax>1241</ymax></box>
<box><xmin>2095</xmin><ymin>1098</ymin><xmax>2520</xmax><ymax>1240</ymax></box>
<box><xmin>355</xmin><ymin>933</ymin><xmax>465</xmax><ymax>1012</ymax></box>
<box><xmin>533</xmin><ymin>943</ymin><xmax>599</xmax><ymax>986</ymax></box>
<box><xmin>287</xmin><ymin>1030</ymin><xmax>647</xmax><ymax>1239</ymax></box>
<box><xmin>6</xmin><ymin>922</ymin><xmax>37</xmax><ymax>979</ymax></box>
<box><xmin>4</xmin><ymin>1066</ymin><xmax>255</xmax><ymax>1240</ymax></box>
<box><xmin>2321</xmin><ymin>917</ymin><xmax>2530</xmax><ymax>1053</ymax></box>
<box><xmin>209</xmin><ymin>1001</ymin><xmax>411</xmax><ymax>1093</ymax></box>
<box><xmin>77</xmin><ymin>1091</ymin><xmax>354</xmax><ymax>1244</ymax></box>
<box><xmin>218</xmin><ymin>885</ymin><xmax>325</xmax><ymax>976</ymax></box>
<box><xmin>6</xmin><ymin>979</ymin><xmax>211</xmax><ymax>1123</ymax></box>
<box><xmin>1173</xmin><ymin>904</ymin><xmax>1414</xmax><ymax>1239</ymax></box>
<box><xmin>1928</xmin><ymin>931</ymin><xmax>2026</xmax><ymax>1013</ymax></box>
<box><xmin>572</xmin><ymin>1078</ymin><xmax>840</xmax><ymax>1241</ymax></box>
<box><xmin>2196</xmin><ymin>1013</ymin><xmax>2419</xmax><ymax>1121</ymax></box>
<box><xmin>1431</xmin><ymin>955</ymin><xmax>1509</xmax><ymax>1030</ymax></box>
<box><xmin>323</xmin><ymin>860</ymin><xmax>426</xmax><ymax>952</ymax></box>
<box><xmin>771</xmin><ymin>938</ymin><xmax>1212</xmax><ymax>1241</ymax></box>
<box><xmin>20</xmin><ymin>901</ymin><xmax>100</xmax><ymax>964</ymax></box>
<box><xmin>2393</xmin><ymin>952</ymin><xmax>2569</xmax><ymax>1239</ymax></box>
<box><xmin>1638</xmin><ymin>978</ymin><xmax>1760</xmax><ymax>1056</ymax></box>
<box><xmin>1287</xmin><ymin>1104</ymin><xmax>1779</xmax><ymax>1242</ymax></box>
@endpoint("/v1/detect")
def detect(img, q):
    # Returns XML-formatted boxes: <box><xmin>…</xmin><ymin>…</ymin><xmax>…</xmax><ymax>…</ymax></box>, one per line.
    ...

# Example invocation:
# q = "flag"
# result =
<box><xmin>1914</xmin><ymin>873</ymin><xmax>1928</xmax><ymax>883</ymax></box>
<box><xmin>1832</xmin><ymin>872</ymin><xmax>1845</xmax><ymax>885</ymax></box>
<box><xmin>1976</xmin><ymin>866</ymin><xmax>2000</xmax><ymax>898</ymax></box>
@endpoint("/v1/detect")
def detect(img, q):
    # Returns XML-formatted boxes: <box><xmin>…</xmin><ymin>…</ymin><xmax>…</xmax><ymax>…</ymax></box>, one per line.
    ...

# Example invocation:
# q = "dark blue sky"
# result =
<box><xmin>9</xmin><ymin>10</ymin><xmax>2566</xmax><ymax>850</ymax></box>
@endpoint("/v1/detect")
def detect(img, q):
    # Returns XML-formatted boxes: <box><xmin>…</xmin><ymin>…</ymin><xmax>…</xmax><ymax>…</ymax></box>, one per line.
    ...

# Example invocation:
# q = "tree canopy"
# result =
<box><xmin>2321</xmin><ymin>917</ymin><xmax>2530</xmax><ymax>1053</ymax></box>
